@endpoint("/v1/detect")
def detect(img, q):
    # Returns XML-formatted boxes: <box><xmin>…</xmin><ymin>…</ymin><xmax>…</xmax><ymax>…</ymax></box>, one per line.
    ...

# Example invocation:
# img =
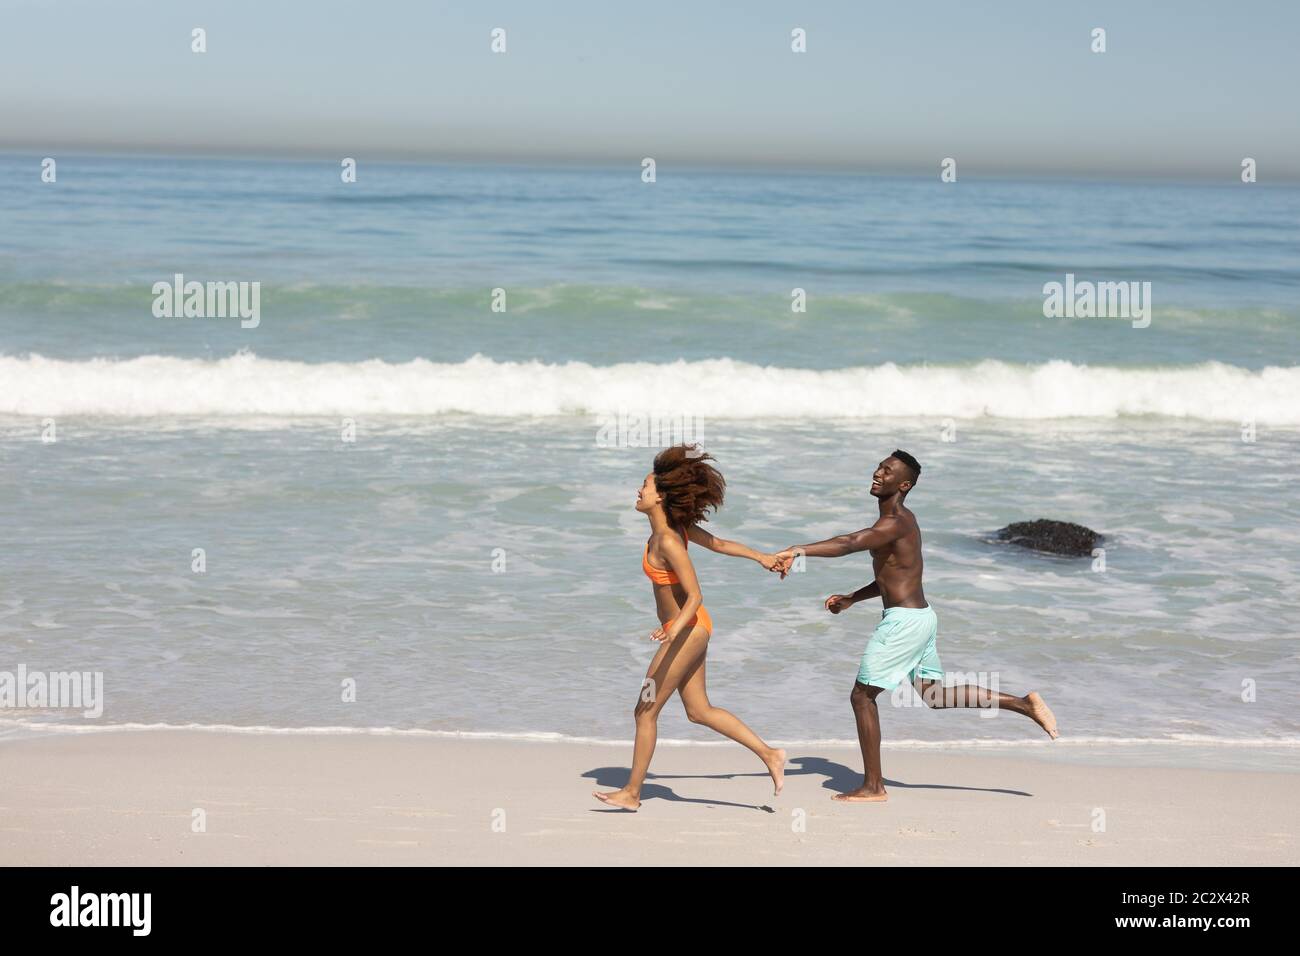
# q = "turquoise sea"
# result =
<box><xmin>1</xmin><ymin>155</ymin><xmax>1298</xmax><ymax>768</ymax></box>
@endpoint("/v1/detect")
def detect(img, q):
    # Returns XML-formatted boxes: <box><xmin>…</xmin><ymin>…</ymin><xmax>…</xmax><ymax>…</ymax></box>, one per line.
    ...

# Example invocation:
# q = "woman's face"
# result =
<box><xmin>635</xmin><ymin>472</ymin><xmax>661</xmax><ymax>513</ymax></box>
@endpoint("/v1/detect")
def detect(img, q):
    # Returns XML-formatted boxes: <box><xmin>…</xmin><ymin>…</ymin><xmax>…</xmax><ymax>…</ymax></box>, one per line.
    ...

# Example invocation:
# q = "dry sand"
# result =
<box><xmin>1</xmin><ymin>730</ymin><xmax>1295</xmax><ymax>865</ymax></box>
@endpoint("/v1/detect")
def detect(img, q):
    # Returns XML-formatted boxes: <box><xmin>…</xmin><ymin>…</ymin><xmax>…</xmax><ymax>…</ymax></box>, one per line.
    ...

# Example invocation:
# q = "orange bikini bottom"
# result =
<box><xmin>667</xmin><ymin>606</ymin><xmax>713</xmax><ymax>636</ymax></box>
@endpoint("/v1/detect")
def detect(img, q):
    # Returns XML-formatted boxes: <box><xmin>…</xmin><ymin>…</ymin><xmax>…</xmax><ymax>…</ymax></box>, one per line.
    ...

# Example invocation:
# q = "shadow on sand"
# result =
<box><xmin>582</xmin><ymin>766</ymin><xmax>776</xmax><ymax>812</ymax></box>
<box><xmin>583</xmin><ymin>754</ymin><xmax>1031</xmax><ymax>808</ymax></box>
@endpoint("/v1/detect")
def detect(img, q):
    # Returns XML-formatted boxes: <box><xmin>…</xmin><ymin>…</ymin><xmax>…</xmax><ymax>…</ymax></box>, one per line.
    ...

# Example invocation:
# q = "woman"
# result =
<box><xmin>593</xmin><ymin>444</ymin><xmax>786</xmax><ymax>811</ymax></box>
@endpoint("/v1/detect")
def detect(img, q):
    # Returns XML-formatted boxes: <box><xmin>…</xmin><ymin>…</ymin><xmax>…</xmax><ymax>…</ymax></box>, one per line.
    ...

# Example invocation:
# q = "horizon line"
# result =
<box><xmin>3</xmin><ymin>146</ymin><xmax>1293</xmax><ymax>188</ymax></box>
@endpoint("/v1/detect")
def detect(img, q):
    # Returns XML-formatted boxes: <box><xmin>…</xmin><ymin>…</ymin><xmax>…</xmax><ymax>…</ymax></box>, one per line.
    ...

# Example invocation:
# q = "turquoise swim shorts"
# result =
<box><xmin>856</xmin><ymin>605</ymin><xmax>943</xmax><ymax>690</ymax></box>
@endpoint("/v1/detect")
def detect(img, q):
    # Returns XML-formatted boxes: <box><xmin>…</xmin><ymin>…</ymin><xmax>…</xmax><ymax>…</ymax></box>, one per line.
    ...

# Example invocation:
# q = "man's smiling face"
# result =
<box><xmin>870</xmin><ymin>457</ymin><xmax>913</xmax><ymax>498</ymax></box>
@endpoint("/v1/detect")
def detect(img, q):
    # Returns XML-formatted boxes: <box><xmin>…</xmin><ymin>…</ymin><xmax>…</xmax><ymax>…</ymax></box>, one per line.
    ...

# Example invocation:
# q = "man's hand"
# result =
<box><xmin>824</xmin><ymin>593</ymin><xmax>856</xmax><ymax>614</ymax></box>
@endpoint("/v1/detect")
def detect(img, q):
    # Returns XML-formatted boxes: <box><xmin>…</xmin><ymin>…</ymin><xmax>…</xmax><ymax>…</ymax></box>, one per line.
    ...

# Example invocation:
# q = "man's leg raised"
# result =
<box><xmin>916</xmin><ymin>678</ymin><xmax>1058</xmax><ymax>738</ymax></box>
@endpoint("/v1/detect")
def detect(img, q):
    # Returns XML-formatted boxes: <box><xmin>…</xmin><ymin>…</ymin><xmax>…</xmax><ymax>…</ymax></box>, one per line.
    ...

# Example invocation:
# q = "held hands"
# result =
<box><xmin>769</xmin><ymin>548</ymin><xmax>798</xmax><ymax>579</ymax></box>
<box><xmin>760</xmin><ymin>550</ymin><xmax>796</xmax><ymax>574</ymax></box>
<box><xmin>760</xmin><ymin>545</ymin><xmax>858</xmax><ymax>613</ymax></box>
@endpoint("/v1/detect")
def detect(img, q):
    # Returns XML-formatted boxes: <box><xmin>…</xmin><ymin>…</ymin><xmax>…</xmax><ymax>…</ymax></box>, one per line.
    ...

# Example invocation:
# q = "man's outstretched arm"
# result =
<box><xmin>787</xmin><ymin>516</ymin><xmax>905</xmax><ymax>559</ymax></box>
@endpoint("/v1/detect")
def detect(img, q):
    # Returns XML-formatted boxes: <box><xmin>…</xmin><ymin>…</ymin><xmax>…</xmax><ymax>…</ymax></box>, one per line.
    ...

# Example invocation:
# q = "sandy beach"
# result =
<box><xmin>1</xmin><ymin>730</ymin><xmax>1295</xmax><ymax>866</ymax></box>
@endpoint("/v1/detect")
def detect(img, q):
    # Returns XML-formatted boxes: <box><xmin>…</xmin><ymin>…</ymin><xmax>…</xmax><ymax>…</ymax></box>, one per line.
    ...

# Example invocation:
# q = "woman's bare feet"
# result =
<box><xmin>593</xmin><ymin>789</ymin><xmax>640</xmax><ymax>811</ymax></box>
<box><xmin>832</xmin><ymin>785</ymin><xmax>888</xmax><ymax>803</ymax></box>
<box><xmin>1025</xmin><ymin>691</ymin><xmax>1059</xmax><ymax>739</ymax></box>
<box><xmin>765</xmin><ymin>748</ymin><xmax>787</xmax><ymax>796</ymax></box>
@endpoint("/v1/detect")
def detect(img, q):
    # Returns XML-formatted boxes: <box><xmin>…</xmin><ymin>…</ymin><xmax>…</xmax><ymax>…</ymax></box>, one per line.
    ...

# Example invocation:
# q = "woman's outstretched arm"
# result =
<box><xmin>687</xmin><ymin>525</ymin><xmax>780</xmax><ymax>570</ymax></box>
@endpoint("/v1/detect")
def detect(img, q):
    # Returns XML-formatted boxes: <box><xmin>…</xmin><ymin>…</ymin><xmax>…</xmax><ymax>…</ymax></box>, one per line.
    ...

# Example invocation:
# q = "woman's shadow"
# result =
<box><xmin>583</xmin><ymin>766</ymin><xmax>777</xmax><ymax>812</ymax></box>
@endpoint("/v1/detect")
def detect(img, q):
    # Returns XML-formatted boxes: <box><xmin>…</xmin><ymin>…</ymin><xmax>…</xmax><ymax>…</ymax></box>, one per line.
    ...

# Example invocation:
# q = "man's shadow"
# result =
<box><xmin>791</xmin><ymin>756</ymin><xmax>1032</xmax><ymax>797</ymax></box>
<box><xmin>583</xmin><ymin>756</ymin><xmax>1030</xmax><ymax>808</ymax></box>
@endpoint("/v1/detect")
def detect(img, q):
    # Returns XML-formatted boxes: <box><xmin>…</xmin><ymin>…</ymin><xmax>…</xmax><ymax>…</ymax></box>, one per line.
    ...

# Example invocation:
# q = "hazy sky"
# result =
<box><xmin>2</xmin><ymin>0</ymin><xmax>1296</xmax><ymax>179</ymax></box>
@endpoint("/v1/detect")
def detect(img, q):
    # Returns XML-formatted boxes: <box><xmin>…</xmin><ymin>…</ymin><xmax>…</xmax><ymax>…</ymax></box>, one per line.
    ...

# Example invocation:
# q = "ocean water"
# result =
<box><xmin>1</xmin><ymin>155</ymin><xmax>1298</xmax><ymax>769</ymax></box>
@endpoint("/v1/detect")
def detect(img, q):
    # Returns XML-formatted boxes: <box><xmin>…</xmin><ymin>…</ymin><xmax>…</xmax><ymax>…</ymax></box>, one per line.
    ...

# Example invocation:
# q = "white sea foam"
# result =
<box><xmin>2</xmin><ymin>353</ymin><xmax>1298</xmax><ymax>422</ymax></box>
<box><xmin>1</xmin><ymin>718</ymin><xmax>1297</xmax><ymax>750</ymax></box>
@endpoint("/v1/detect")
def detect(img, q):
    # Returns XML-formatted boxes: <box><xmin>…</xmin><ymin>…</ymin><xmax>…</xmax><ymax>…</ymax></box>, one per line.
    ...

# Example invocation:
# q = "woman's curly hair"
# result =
<box><xmin>652</xmin><ymin>444</ymin><xmax>725</xmax><ymax>531</ymax></box>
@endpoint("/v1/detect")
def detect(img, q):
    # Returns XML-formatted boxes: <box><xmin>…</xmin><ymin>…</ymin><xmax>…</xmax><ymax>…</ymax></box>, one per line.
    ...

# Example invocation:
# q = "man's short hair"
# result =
<box><xmin>891</xmin><ymin>449</ymin><xmax>921</xmax><ymax>484</ymax></box>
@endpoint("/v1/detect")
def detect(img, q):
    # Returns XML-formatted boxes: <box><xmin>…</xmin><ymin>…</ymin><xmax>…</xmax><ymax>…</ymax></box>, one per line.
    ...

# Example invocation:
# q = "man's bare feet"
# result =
<box><xmin>765</xmin><ymin>748</ymin><xmax>787</xmax><ymax>796</ymax></box>
<box><xmin>593</xmin><ymin>789</ymin><xmax>640</xmax><ymax>811</ymax></box>
<box><xmin>832</xmin><ymin>786</ymin><xmax>888</xmax><ymax>803</ymax></box>
<box><xmin>1025</xmin><ymin>691</ymin><xmax>1059</xmax><ymax>739</ymax></box>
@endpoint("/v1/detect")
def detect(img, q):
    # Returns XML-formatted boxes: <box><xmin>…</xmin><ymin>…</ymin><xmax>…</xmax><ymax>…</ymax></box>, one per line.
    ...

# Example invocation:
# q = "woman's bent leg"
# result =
<box><xmin>678</xmin><ymin>653</ymin><xmax>786</xmax><ymax>794</ymax></box>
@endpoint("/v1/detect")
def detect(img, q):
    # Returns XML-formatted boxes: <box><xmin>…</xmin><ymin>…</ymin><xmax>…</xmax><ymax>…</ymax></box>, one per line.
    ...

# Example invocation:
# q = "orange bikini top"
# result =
<box><xmin>643</xmin><ymin>528</ymin><xmax>689</xmax><ymax>585</ymax></box>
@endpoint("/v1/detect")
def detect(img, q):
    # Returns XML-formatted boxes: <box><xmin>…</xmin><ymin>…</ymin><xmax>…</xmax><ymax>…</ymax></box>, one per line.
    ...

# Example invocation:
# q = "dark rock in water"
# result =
<box><xmin>996</xmin><ymin>519</ymin><xmax>1102</xmax><ymax>557</ymax></box>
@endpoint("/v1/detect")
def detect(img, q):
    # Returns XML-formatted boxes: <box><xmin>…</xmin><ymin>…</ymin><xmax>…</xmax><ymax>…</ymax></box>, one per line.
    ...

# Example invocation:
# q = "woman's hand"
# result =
<box><xmin>825</xmin><ymin>593</ymin><xmax>856</xmax><ymax>614</ymax></box>
<box><xmin>650</xmin><ymin>625</ymin><xmax>677</xmax><ymax>644</ymax></box>
<box><xmin>758</xmin><ymin>552</ymin><xmax>781</xmax><ymax>571</ymax></box>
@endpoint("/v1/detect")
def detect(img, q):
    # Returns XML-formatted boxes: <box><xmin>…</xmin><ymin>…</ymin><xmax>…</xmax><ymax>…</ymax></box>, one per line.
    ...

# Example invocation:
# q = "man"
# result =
<box><xmin>774</xmin><ymin>451</ymin><xmax>1058</xmax><ymax>802</ymax></box>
